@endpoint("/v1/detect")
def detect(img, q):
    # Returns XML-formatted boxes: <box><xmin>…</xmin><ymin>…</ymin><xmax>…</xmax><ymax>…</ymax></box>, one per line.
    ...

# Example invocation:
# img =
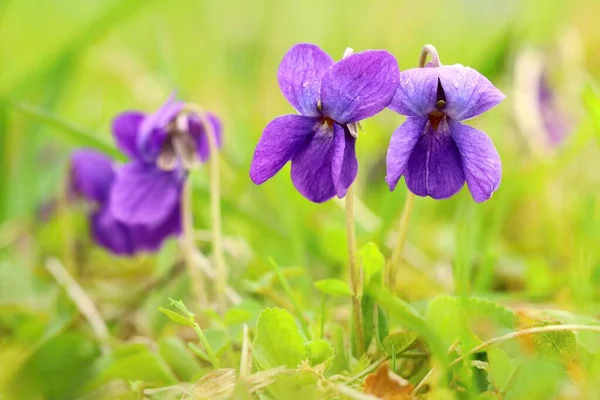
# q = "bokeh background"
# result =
<box><xmin>2</xmin><ymin>0</ymin><xmax>600</xmax><ymax>398</ymax></box>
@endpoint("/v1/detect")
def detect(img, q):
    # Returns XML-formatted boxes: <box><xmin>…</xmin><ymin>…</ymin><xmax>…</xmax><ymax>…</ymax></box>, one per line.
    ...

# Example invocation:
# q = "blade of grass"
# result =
<box><xmin>267</xmin><ymin>257</ymin><xmax>312</xmax><ymax>340</ymax></box>
<box><xmin>10</xmin><ymin>101</ymin><xmax>124</xmax><ymax>160</ymax></box>
<box><xmin>0</xmin><ymin>100</ymin><xmax>8</xmax><ymax>222</ymax></box>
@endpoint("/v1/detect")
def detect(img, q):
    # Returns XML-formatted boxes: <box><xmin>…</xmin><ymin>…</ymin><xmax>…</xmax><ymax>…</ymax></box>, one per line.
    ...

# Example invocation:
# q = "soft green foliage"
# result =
<box><xmin>3</xmin><ymin>0</ymin><xmax>600</xmax><ymax>399</ymax></box>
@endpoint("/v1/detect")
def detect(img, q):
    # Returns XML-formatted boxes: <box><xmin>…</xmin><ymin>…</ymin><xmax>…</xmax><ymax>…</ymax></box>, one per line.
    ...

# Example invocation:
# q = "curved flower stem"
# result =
<box><xmin>412</xmin><ymin>324</ymin><xmax>600</xmax><ymax>395</ymax></box>
<box><xmin>419</xmin><ymin>44</ymin><xmax>441</xmax><ymax>68</ymax></box>
<box><xmin>385</xmin><ymin>191</ymin><xmax>415</xmax><ymax>289</ymax></box>
<box><xmin>185</xmin><ymin>103</ymin><xmax>228</xmax><ymax>314</ymax></box>
<box><xmin>181</xmin><ymin>179</ymin><xmax>208</xmax><ymax>307</ymax></box>
<box><xmin>345</xmin><ymin>185</ymin><xmax>365</xmax><ymax>357</ymax></box>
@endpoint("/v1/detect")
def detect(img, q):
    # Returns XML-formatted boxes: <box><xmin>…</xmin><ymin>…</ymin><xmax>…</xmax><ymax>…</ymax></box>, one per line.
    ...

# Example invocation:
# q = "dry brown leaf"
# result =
<box><xmin>363</xmin><ymin>362</ymin><xmax>414</xmax><ymax>400</ymax></box>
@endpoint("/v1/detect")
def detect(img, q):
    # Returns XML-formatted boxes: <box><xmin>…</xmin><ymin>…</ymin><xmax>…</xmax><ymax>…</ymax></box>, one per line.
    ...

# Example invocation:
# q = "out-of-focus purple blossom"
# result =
<box><xmin>538</xmin><ymin>72</ymin><xmax>572</xmax><ymax>147</ymax></box>
<box><xmin>250</xmin><ymin>43</ymin><xmax>400</xmax><ymax>203</ymax></box>
<box><xmin>109</xmin><ymin>95</ymin><xmax>222</xmax><ymax>229</ymax></box>
<box><xmin>70</xmin><ymin>150</ymin><xmax>180</xmax><ymax>255</ymax></box>
<box><xmin>386</xmin><ymin>52</ymin><xmax>505</xmax><ymax>203</ymax></box>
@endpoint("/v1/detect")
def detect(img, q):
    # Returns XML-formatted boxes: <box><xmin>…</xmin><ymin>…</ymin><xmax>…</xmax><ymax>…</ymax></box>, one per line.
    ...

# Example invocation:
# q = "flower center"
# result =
<box><xmin>157</xmin><ymin>114</ymin><xmax>198</xmax><ymax>171</ymax></box>
<box><xmin>428</xmin><ymin>78</ymin><xmax>447</xmax><ymax>131</ymax></box>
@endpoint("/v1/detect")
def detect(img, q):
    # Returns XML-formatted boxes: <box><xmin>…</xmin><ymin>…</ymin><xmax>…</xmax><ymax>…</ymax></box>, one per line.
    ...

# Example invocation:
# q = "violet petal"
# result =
<box><xmin>388</xmin><ymin>68</ymin><xmax>439</xmax><ymax>117</ymax></box>
<box><xmin>278</xmin><ymin>43</ymin><xmax>334</xmax><ymax>116</ymax></box>
<box><xmin>450</xmin><ymin>120</ymin><xmax>501</xmax><ymax>202</ymax></box>
<box><xmin>188</xmin><ymin>112</ymin><xmax>223</xmax><ymax>162</ymax></box>
<box><xmin>405</xmin><ymin>121</ymin><xmax>465</xmax><ymax>199</ymax></box>
<box><xmin>112</xmin><ymin>111</ymin><xmax>145</xmax><ymax>159</ymax></box>
<box><xmin>70</xmin><ymin>150</ymin><xmax>115</xmax><ymax>204</ymax></box>
<box><xmin>331</xmin><ymin>124</ymin><xmax>358</xmax><ymax>198</ymax></box>
<box><xmin>138</xmin><ymin>94</ymin><xmax>185</xmax><ymax>160</ymax></box>
<box><xmin>290</xmin><ymin>123</ymin><xmax>336</xmax><ymax>203</ymax></box>
<box><xmin>321</xmin><ymin>50</ymin><xmax>399</xmax><ymax>124</ymax></box>
<box><xmin>110</xmin><ymin>162</ymin><xmax>183</xmax><ymax>227</ymax></box>
<box><xmin>438</xmin><ymin>65</ymin><xmax>505</xmax><ymax>121</ymax></box>
<box><xmin>250</xmin><ymin>114</ymin><xmax>322</xmax><ymax>185</ymax></box>
<box><xmin>91</xmin><ymin>208</ymin><xmax>136</xmax><ymax>256</ymax></box>
<box><xmin>385</xmin><ymin>117</ymin><xmax>428</xmax><ymax>190</ymax></box>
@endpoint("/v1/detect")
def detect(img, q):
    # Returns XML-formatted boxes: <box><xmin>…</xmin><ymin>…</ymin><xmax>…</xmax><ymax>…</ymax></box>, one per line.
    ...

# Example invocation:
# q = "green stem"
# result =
<box><xmin>193</xmin><ymin>322</ymin><xmax>220</xmax><ymax>369</ymax></box>
<box><xmin>269</xmin><ymin>258</ymin><xmax>312</xmax><ymax>340</ymax></box>
<box><xmin>186</xmin><ymin>104</ymin><xmax>228</xmax><ymax>313</ymax></box>
<box><xmin>180</xmin><ymin>179</ymin><xmax>208</xmax><ymax>307</ymax></box>
<box><xmin>385</xmin><ymin>191</ymin><xmax>415</xmax><ymax>289</ymax></box>
<box><xmin>345</xmin><ymin>185</ymin><xmax>365</xmax><ymax>357</ymax></box>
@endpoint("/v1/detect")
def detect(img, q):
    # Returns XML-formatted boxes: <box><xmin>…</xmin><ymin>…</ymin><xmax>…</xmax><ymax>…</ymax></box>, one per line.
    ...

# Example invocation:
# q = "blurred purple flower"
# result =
<box><xmin>538</xmin><ymin>72</ymin><xmax>571</xmax><ymax>147</ymax></box>
<box><xmin>386</xmin><ymin>64</ymin><xmax>505</xmax><ymax>202</ymax></box>
<box><xmin>250</xmin><ymin>43</ymin><xmax>400</xmax><ymax>203</ymax></box>
<box><xmin>70</xmin><ymin>150</ymin><xmax>180</xmax><ymax>255</ymax></box>
<box><xmin>109</xmin><ymin>95</ymin><xmax>222</xmax><ymax>227</ymax></box>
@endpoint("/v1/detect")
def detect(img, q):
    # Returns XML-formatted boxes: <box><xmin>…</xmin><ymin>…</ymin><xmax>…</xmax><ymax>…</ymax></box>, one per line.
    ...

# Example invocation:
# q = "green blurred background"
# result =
<box><xmin>2</xmin><ymin>0</ymin><xmax>600</xmax><ymax>398</ymax></box>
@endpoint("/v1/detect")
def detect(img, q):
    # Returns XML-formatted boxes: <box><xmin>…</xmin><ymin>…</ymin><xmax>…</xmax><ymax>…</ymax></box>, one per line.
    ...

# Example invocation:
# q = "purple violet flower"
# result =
<box><xmin>538</xmin><ymin>71</ymin><xmax>571</xmax><ymax>147</ymax></box>
<box><xmin>250</xmin><ymin>43</ymin><xmax>400</xmax><ymax>203</ymax></box>
<box><xmin>109</xmin><ymin>94</ymin><xmax>222</xmax><ymax>228</ymax></box>
<box><xmin>386</xmin><ymin>55</ymin><xmax>505</xmax><ymax>203</ymax></box>
<box><xmin>70</xmin><ymin>149</ymin><xmax>181</xmax><ymax>255</ymax></box>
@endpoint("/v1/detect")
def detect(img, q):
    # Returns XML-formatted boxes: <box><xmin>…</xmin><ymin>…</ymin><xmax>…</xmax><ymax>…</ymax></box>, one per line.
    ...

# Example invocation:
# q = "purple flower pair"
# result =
<box><xmin>250</xmin><ymin>44</ymin><xmax>400</xmax><ymax>202</ymax></box>
<box><xmin>251</xmin><ymin>43</ymin><xmax>504</xmax><ymax>203</ymax></box>
<box><xmin>71</xmin><ymin>95</ymin><xmax>222</xmax><ymax>255</ymax></box>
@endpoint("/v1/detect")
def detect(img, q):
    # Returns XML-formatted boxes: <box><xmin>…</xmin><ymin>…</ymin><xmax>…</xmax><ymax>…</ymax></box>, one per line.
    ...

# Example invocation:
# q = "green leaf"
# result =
<box><xmin>253</xmin><ymin>308</ymin><xmax>306</xmax><ymax>369</ymax></box>
<box><xmin>375</xmin><ymin>305</ymin><xmax>389</xmax><ymax>351</ymax></box>
<box><xmin>360</xmin><ymin>242</ymin><xmax>385</xmax><ymax>286</ymax></box>
<box><xmin>368</xmin><ymin>281</ymin><xmax>446</xmax><ymax>362</ymax></box>
<box><xmin>304</xmin><ymin>339</ymin><xmax>334</xmax><ymax>367</ymax></box>
<box><xmin>426</xmin><ymin>295</ymin><xmax>481</xmax><ymax>352</ymax></box>
<box><xmin>157</xmin><ymin>307</ymin><xmax>194</xmax><ymax>327</ymax></box>
<box><xmin>168</xmin><ymin>298</ymin><xmax>195</xmax><ymax>319</ymax></box>
<box><xmin>158</xmin><ymin>337</ymin><xmax>202</xmax><ymax>381</ymax></box>
<box><xmin>88</xmin><ymin>343</ymin><xmax>177</xmax><ymax>390</ymax></box>
<box><xmin>459</xmin><ymin>297</ymin><xmax>516</xmax><ymax>329</ymax></box>
<box><xmin>531</xmin><ymin>321</ymin><xmax>576</xmax><ymax>362</ymax></box>
<box><xmin>204</xmin><ymin>328</ymin><xmax>231</xmax><ymax>356</ymax></box>
<box><xmin>486</xmin><ymin>348</ymin><xmax>517</xmax><ymax>392</ymax></box>
<box><xmin>0</xmin><ymin>100</ymin><xmax>8</xmax><ymax>222</ymax></box>
<box><xmin>382</xmin><ymin>331</ymin><xmax>418</xmax><ymax>355</ymax></box>
<box><xmin>314</xmin><ymin>279</ymin><xmax>351</xmax><ymax>296</ymax></box>
<box><xmin>188</xmin><ymin>342</ymin><xmax>211</xmax><ymax>363</ymax></box>
<box><xmin>361</xmin><ymin>294</ymin><xmax>375</xmax><ymax>351</ymax></box>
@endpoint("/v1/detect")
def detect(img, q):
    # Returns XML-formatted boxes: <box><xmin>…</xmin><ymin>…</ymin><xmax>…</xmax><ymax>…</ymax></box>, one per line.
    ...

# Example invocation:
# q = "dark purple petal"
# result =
<box><xmin>388</xmin><ymin>68</ymin><xmax>439</xmax><ymax>117</ymax></box>
<box><xmin>91</xmin><ymin>208</ymin><xmax>136</xmax><ymax>256</ymax></box>
<box><xmin>449</xmin><ymin>120</ymin><xmax>501</xmax><ymax>203</ymax></box>
<box><xmin>250</xmin><ymin>114</ymin><xmax>322</xmax><ymax>185</ymax></box>
<box><xmin>290</xmin><ymin>123</ymin><xmax>336</xmax><ymax>202</ymax></box>
<box><xmin>405</xmin><ymin>121</ymin><xmax>465</xmax><ymax>199</ymax></box>
<box><xmin>110</xmin><ymin>162</ymin><xmax>183</xmax><ymax>227</ymax></box>
<box><xmin>112</xmin><ymin>111</ymin><xmax>145</xmax><ymax>158</ymax></box>
<box><xmin>385</xmin><ymin>117</ymin><xmax>428</xmax><ymax>190</ymax></box>
<box><xmin>132</xmin><ymin>202</ymin><xmax>182</xmax><ymax>252</ymax></box>
<box><xmin>438</xmin><ymin>65</ymin><xmax>505</xmax><ymax>121</ymax></box>
<box><xmin>138</xmin><ymin>94</ymin><xmax>185</xmax><ymax>160</ymax></box>
<box><xmin>331</xmin><ymin>124</ymin><xmax>358</xmax><ymax>198</ymax></box>
<box><xmin>321</xmin><ymin>50</ymin><xmax>399</xmax><ymax>124</ymax></box>
<box><xmin>70</xmin><ymin>150</ymin><xmax>115</xmax><ymax>204</ymax></box>
<box><xmin>277</xmin><ymin>43</ymin><xmax>334</xmax><ymax>116</ymax></box>
<box><xmin>188</xmin><ymin>112</ymin><xmax>223</xmax><ymax>162</ymax></box>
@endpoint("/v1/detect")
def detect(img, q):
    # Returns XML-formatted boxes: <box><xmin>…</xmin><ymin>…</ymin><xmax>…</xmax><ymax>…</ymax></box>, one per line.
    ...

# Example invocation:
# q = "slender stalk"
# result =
<box><xmin>180</xmin><ymin>179</ymin><xmax>208</xmax><ymax>307</ymax></box>
<box><xmin>185</xmin><ymin>103</ymin><xmax>228</xmax><ymax>313</ymax></box>
<box><xmin>240</xmin><ymin>324</ymin><xmax>252</xmax><ymax>377</ymax></box>
<box><xmin>193</xmin><ymin>322</ymin><xmax>220</xmax><ymax>369</ymax></box>
<box><xmin>385</xmin><ymin>191</ymin><xmax>415</xmax><ymax>289</ymax></box>
<box><xmin>419</xmin><ymin>44</ymin><xmax>441</xmax><ymax>68</ymax></box>
<box><xmin>45</xmin><ymin>257</ymin><xmax>111</xmax><ymax>354</ymax></box>
<box><xmin>413</xmin><ymin>324</ymin><xmax>600</xmax><ymax>395</ymax></box>
<box><xmin>268</xmin><ymin>258</ymin><xmax>312</xmax><ymax>339</ymax></box>
<box><xmin>345</xmin><ymin>185</ymin><xmax>365</xmax><ymax>357</ymax></box>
